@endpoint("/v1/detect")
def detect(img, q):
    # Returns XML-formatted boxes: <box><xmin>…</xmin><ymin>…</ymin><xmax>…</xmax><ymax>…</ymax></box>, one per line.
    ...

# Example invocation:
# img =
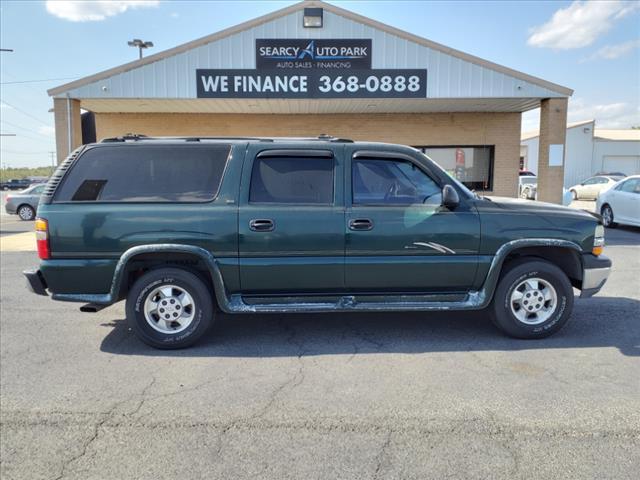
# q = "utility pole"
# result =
<box><xmin>49</xmin><ymin>151</ymin><xmax>56</xmax><ymax>169</ymax></box>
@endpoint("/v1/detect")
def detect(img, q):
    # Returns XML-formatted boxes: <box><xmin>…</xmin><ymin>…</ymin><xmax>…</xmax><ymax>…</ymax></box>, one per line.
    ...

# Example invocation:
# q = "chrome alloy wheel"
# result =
<box><xmin>509</xmin><ymin>277</ymin><xmax>557</xmax><ymax>325</ymax></box>
<box><xmin>601</xmin><ymin>206</ymin><xmax>613</xmax><ymax>227</ymax></box>
<box><xmin>18</xmin><ymin>205</ymin><xmax>34</xmax><ymax>221</ymax></box>
<box><xmin>143</xmin><ymin>285</ymin><xmax>195</xmax><ymax>334</ymax></box>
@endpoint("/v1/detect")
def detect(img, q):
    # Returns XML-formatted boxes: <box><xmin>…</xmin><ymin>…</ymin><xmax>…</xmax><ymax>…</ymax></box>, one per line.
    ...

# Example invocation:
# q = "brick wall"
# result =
<box><xmin>94</xmin><ymin>111</ymin><xmax>521</xmax><ymax>196</ymax></box>
<box><xmin>537</xmin><ymin>98</ymin><xmax>568</xmax><ymax>203</ymax></box>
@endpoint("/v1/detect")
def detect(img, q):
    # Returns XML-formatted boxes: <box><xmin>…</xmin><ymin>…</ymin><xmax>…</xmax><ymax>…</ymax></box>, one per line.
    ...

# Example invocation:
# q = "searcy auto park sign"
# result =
<box><xmin>196</xmin><ymin>39</ymin><xmax>427</xmax><ymax>99</ymax></box>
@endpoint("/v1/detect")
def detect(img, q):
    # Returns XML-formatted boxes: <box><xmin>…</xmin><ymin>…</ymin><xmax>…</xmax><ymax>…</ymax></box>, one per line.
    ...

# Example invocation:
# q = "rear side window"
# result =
<box><xmin>249</xmin><ymin>156</ymin><xmax>334</xmax><ymax>204</ymax></box>
<box><xmin>54</xmin><ymin>144</ymin><xmax>230</xmax><ymax>202</ymax></box>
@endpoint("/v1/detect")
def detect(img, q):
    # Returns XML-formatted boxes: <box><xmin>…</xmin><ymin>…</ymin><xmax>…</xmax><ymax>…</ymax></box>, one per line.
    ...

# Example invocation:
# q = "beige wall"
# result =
<box><xmin>53</xmin><ymin>98</ymin><xmax>83</xmax><ymax>164</ymax></box>
<box><xmin>94</xmin><ymin>111</ymin><xmax>521</xmax><ymax>196</ymax></box>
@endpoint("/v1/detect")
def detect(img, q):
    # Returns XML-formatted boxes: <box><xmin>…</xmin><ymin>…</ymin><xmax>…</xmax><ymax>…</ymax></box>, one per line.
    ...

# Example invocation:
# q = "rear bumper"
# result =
<box><xmin>4</xmin><ymin>203</ymin><xmax>16</xmax><ymax>214</ymax></box>
<box><xmin>23</xmin><ymin>269</ymin><xmax>48</xmax><ymax>296</ymax></box>
<box><xmin>580</xmin><ymin>254</ymin><xmax>611</xmax><ymax>298</ymax></box>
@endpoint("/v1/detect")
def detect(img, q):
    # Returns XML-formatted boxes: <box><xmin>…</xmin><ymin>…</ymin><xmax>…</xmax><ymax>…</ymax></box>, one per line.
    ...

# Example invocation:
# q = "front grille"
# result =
<box><xmin>40</xmin><ymin>147</ymin><xmax>84</xmax><ymax>204</ymax></box>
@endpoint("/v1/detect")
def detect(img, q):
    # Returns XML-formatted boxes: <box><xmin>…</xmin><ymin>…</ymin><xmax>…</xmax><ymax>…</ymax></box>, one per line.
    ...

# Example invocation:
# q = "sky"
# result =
<box><xmin>1</xmin><ymin>0</ymin><xmax>639</xmax><ymax>168</ymax></box>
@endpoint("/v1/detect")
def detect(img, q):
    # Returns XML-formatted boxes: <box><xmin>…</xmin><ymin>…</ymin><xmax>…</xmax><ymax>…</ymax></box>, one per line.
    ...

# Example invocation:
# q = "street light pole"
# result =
<box><xmin>127</xmin><ymin>39</ymin><xmax>154</xmax><ymax>59</ymax></box>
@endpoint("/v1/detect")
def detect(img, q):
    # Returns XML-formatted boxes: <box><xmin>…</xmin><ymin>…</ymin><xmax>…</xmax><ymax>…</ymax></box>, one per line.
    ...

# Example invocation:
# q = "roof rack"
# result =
<box><xmin>100</xmin><ymin>134</ymin><xmax>354</xmax><ymax>143</ymax></box>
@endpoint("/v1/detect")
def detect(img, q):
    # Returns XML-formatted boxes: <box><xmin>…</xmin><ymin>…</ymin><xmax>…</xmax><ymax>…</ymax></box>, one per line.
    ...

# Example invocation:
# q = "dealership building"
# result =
<box><xmin>48</xmin><ymin>0</ymin><xmax>573</xmax><ymax>202</ymax></box>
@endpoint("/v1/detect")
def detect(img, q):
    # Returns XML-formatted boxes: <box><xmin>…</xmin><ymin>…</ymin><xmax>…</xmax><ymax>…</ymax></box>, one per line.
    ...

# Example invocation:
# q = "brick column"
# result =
<box><xmin>53</xmin><ymin>97</ymin><xmax>82</xmax><ymax>164</ymax></box>
<box><xmin>537</xmin><ymin>98</ymin><xmax>568</xmax><ymax>204</ymax></box>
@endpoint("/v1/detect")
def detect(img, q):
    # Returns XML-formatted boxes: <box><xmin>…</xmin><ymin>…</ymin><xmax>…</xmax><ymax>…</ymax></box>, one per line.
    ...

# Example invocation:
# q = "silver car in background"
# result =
<box><xmin>4</xmin><ymin>184</ymin><xmax>46</xmax><ymax>220</ymax></box>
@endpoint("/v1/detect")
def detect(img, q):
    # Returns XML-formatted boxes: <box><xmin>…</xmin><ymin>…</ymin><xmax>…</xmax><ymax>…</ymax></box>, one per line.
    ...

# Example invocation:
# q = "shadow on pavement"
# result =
<box><xmin>605</xmin><ymin>225</ymin><xmax>640</xmax><ymax>246</ymax></box>
<box><xmin>100</xmin><ymin>296</ymin><xmax>640</xmax><ymax>358</ymax></box>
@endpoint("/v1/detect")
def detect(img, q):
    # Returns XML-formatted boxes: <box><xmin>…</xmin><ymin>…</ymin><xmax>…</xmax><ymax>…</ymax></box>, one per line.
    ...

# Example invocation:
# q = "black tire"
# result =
<box><xmin>125</xmin><ymin>268</ymin><xmax>214</xmax><ymax>349</ymax></box>
<box><xmin>489</xmin><ymin>258</ymin><xmax>574</xmax><ymax>339</ymax></box>
<box><xmin>570</xmin><ymin>189</ymin><xmax>577</xmax><ymax>200</ymax></box>
<box><xmin>601</xmin><ymin>204</ymin><xmax>617</xmax><ymax>228</ymax></box>
<box><xmin>17</xmin><ymin>204</ymin><xmax>35</xmax><ymax>221</ymax></box>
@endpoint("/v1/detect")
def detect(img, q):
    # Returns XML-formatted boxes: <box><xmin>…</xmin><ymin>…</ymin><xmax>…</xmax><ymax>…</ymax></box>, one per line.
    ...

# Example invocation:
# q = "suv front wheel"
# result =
<box><xmin>126</xmin><ymin>268</ymin><xmax>214</xmax><ymax>349</ymax></box>
<box><xmin>489</xmin><ymin>258</ymin><xmax>574</xmax><ymax>339</ymax></box>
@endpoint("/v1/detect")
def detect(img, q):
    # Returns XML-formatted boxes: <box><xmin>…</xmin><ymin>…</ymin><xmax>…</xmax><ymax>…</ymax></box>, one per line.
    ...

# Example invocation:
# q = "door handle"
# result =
<box><xmin>348</xmin><ymin>218</ymin><xmax>373</xmax><ymax>231</ymax></box>
<box><xmin>249</xmin><ymin>219</ymin><xmax>275</xmax><ymax>232</ymax></box>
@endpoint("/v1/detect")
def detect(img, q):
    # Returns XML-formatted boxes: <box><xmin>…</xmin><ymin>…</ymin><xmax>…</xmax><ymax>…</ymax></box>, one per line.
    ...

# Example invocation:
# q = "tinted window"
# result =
<box><xmin>352</xmin><ymin>158</ymin><xmax>441</xmax><ymax>205</ymax></box>
<box><xmin>55</xmin><ymin>144</ymin><xmax>230</xmax><ymax>202</ymax></box>
<box><xmin>249</xmin><ymin>156</ymin><xmax>334</xmax><ymax>204</ymax></box>
<box><xmin>31</xmin><ymin>185</ymin><xmax>46</xmax><ymax>194</ymax></box>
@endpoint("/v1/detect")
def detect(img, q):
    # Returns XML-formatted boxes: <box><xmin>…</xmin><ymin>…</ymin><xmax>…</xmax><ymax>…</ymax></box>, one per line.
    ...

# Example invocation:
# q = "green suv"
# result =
<box><xmin>24</xmin><ymin>135</ymin><xmax>611</xmax><ymax>348</ymax></box>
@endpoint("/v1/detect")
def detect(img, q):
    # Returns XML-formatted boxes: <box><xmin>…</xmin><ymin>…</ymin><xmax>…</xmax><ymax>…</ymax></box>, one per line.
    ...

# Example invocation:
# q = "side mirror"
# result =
<box><xmin>442</xmin><ymin>184</ymin><xmax>460</xmax><ymax>209</ymax></box>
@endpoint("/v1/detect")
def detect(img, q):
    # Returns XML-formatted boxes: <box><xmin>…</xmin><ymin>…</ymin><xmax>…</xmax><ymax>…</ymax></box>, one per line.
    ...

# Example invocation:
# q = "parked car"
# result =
<box><xmin>1</xmin><ymin>178</ymin><xmax>31</xmax><ymax>191</ymax></box>
<box><xmin>594</xmin><ymin>171</ymin><xmax>627</xmax><ymax>178</ymax></box>
<box><xmin>596</xmin><ymin>175</ymin><xmax>640</xmax><ymax>228</ymax></box>
<box><xmin>568</xmin><ymin>175</ymin><xmax>625</xmax><ymax>200</ymax></box>
<box><xmin>24</xmin><ymin>136</ymin><xmax>611</xmax><ymax>348</ymax></box>
<box><xmin>518</xmin><ymin>176</ymin><xmax>537</xmax><ymax>199</ymax></box>
<box><xmin>4</xmin><ymin>184</ymin><xmax>46</xmax><ymax>220</ymax></box>
<box><xmin>517</xmin><ymin>177</ymin><xmax>572</xmax><ymax>206</ymax></box>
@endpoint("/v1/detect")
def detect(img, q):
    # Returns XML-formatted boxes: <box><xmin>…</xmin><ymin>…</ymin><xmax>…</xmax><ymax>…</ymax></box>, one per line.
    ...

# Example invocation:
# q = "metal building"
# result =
<box><xmin>522</xmin><ymin>121</ymin><xmax>640</xmax><ymax>188</ymax></box>
<box><xmin>48</xmin><ymin>0</ymin><xmax>573</xmax><ymax>202</ymax></box>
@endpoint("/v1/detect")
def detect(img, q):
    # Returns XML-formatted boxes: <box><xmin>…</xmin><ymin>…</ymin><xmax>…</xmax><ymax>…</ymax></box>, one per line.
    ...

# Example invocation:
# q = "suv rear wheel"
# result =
<box><xmin>126</xmin><ymin>268</ymin><xmax>214</xmax><ymax>349</ymax></box>
<box><xmin>489</xmin><ymin>258</ymin><xmax>573</xmax><ymax>339</ymax></box>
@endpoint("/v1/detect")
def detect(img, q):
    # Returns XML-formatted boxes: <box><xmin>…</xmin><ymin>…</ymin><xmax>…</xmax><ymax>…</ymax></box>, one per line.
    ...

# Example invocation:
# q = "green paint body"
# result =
<box><xmin>34</xmin><ymin>140</ymin><xmax>601</xmax><ymax>307</ymax></box>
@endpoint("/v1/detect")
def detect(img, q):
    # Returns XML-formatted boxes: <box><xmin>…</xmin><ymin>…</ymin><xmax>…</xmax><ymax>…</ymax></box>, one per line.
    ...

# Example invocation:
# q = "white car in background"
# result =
<box><xmin>596</xmin><ymin>175</ymin><xmax>640</xmax><ymax>228</ymax></box>
<box><xmin>569</xmin><ymin>175</ymin><xmax>625</xmax><ymax>200</ymax></box>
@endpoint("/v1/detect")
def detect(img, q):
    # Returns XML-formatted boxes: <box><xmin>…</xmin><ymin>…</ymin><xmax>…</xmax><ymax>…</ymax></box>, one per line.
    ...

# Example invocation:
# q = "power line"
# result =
<box><xmin>0</xmin><ymin>100</ymin><xmax>52</xmax><ymax>128</ymax></box>
<box><xmin>1</xmin><ymin>76</ymin><xmax>80</xmax><ymax>85</ymax></box>
<box><xmin>0</xmin><ymin>120</ymin><xmax>53</xmax><ymax>138</ymax></box>
<box><xmin>1</xmin><ymin>149</ymin><xmax>53</xmax><ymax>155</ymax></box>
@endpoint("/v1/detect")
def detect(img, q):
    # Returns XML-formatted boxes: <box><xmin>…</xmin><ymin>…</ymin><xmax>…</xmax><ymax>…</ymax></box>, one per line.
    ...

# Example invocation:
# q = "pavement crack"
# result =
<box><xmin>345</xmin><ymin>318</ymin><xmax>384</xmax><ymax>361</ymax></box>
<box><xmin>51</xmin><ymin>375</ymin><xmax>157</xmax><ymax>480</ymax></box>
<box><xmin>373</xmin><ymin>429</ymin><xmax>393</xmax><ymax>479</ymax></box>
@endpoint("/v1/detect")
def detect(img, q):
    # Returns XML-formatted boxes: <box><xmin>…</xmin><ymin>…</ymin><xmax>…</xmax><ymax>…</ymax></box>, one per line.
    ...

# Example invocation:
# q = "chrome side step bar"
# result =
<box><xmin>227</xmin><ymin>292</ymin><xmax>475</xmax><ymax>313</ymax></box>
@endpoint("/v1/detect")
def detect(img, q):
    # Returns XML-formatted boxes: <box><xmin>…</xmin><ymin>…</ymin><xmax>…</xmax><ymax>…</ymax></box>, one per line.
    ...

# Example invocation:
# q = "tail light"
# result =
<box><xmin>35</xmin><ymin>218</ymin><xmax>50</xmax><ymax>259</ymax></box>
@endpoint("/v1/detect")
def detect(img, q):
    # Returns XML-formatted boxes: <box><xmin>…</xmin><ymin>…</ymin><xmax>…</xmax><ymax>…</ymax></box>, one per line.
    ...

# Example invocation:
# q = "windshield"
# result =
<box><xmin>417</xmin><ymin>150</ymin><xmax>475</xmax><ymax>198</ymax></box>
<box><xmin>520</xmin><ymin>177</ymin><xmax>537</xmax><ymax>185</ymax></box>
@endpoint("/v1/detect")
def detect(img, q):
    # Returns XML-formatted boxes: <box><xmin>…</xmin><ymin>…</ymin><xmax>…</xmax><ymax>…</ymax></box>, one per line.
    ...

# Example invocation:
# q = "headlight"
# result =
<box><xmin>592</xmin><ymin>224</ymin><xmax>605</xmax><ymax>256</ymax></box>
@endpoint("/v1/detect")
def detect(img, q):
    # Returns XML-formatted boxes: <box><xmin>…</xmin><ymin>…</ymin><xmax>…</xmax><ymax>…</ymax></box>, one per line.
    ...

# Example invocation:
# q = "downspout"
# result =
<box><xmin>66</xmin><ymin>93</ymin><xmax>72</xmax><ymax>155</ymax></box>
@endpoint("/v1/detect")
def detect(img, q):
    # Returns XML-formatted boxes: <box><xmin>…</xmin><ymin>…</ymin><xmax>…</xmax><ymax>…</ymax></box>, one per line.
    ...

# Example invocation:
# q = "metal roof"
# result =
<box><xmin>594</xmin><ymin>129</ymin><xmax>640</xmax><ymax>141</ymax></box>
<box><xmin>521</xmin><ymin>119</ymin><xmax>595</xmax><ymax>141</ymax></box>
<box><xmin>49</xmin><ymin>0</ymin><xmax>572</xmax><ymax>113</ymax></box>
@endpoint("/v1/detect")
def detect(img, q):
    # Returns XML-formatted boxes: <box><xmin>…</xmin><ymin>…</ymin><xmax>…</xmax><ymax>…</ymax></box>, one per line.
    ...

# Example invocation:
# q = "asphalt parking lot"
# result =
<box><xmin>1</xmin><ymin>205</ymin><xmax>639</xmax><ymax>479</ymax></box>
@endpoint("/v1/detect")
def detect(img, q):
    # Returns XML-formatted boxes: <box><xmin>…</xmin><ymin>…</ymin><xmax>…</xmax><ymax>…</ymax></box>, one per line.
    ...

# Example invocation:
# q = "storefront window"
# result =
<box><xmin>415</xmin><ymin>146</ymin><xmax>494</xmax><ymax>191</ymax></box>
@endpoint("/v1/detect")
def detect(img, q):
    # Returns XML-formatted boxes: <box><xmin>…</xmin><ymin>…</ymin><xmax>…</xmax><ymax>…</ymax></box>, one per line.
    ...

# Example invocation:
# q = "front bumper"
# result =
<box><xmin>23</xmin><ymin>269</ymin><xmax>48</xmax><ymax>296</ymax></box>
<box><xmin>580</xmin><ymin>254</ymin><xmax>611</xmax><ymax>298</ymax></box>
